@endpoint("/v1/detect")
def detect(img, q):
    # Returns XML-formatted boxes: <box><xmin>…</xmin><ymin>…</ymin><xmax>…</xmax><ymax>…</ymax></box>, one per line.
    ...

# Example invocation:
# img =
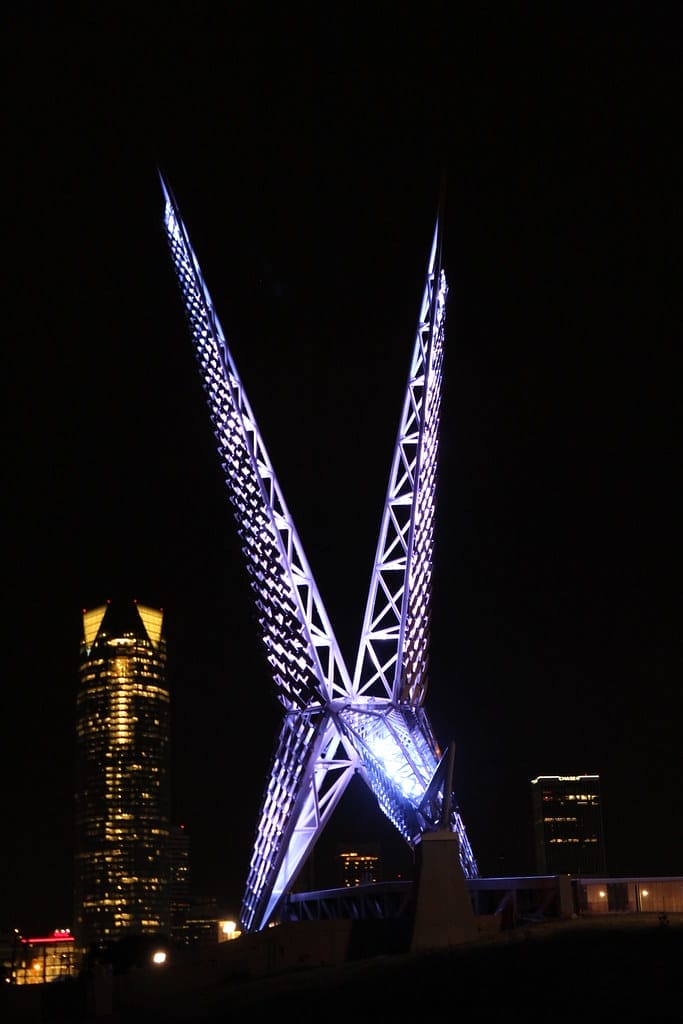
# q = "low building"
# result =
<box><xmin>10</xmin><ymin>929</ymin><xmax>80</xmax><ymax>985</ymax></box>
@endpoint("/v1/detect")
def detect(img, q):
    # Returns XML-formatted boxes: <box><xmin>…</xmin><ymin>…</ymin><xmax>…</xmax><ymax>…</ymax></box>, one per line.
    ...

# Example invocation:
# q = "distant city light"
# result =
<box><xmin>152</xmin><ymin>951</ymin><xmax>167</xmax><ymax>965</ymax></box>
<box><xmin>22</xmin><ymin>929</ymin><xmax>74</xmax><ymax>945</ymax></box>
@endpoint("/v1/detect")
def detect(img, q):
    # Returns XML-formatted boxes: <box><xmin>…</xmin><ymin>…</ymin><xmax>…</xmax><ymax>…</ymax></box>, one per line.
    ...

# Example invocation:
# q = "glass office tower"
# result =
<box><xmin>74</xmin><ymin>600</ymin><xmax>171</xmax><ymax>949</ymax></box>
<box><xmin>531</xmin><ymin>774</ymin><xmax>607</xmax><ymax>875</ymax></box>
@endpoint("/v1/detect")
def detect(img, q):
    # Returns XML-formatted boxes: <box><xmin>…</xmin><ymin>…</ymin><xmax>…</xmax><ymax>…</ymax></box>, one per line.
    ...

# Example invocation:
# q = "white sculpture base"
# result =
<box><xmin>410</xmin><ymin>830</ymin><xmax>479</xmax><ymax>952</ymax></box>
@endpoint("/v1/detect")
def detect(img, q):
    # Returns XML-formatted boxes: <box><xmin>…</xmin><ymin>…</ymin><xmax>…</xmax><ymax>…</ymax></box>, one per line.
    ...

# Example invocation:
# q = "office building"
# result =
<box><xmin>11</xmin><ymin>930</ymin><xmax>78</xmax><ymax>985</ymax></box>
<box><xmin>338</xmin><ymin>847</ymin><xmax>381</xmax><ymax>887</ymax></box>
<box><xmin>74</xmin><ymin>600</ymin><xmax>171</xmax><ymax>948</ymax></box>
<box><xmin>168</xmin><ymin>823</ymin><xmax>191</xmax><ymax>941</ymax></box>
<box><xmin>531</xmin><ymin>774</ymin><xmax>607</xmax><ymax>875</ymax></box>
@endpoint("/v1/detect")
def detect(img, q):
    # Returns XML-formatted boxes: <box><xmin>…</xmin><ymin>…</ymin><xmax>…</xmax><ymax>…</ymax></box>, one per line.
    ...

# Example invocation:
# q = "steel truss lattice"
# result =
<box><xmin>161</xmin><ymin>175</ymin><xmax>478</xmax><ymax>932</ymax></box>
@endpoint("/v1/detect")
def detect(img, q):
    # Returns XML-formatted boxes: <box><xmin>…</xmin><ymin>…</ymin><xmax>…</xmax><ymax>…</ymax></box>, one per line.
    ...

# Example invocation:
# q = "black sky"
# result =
<box><xmin>2</xmin><ymin>4</ymin><xmax>681</xmax><ymax>935</ymax></box>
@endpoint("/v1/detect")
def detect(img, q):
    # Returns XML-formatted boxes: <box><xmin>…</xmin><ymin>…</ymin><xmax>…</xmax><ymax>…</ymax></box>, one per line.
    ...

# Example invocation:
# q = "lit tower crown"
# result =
<box><xmin>161</xmin><ymin>175</ymin><xmax>478</xmax><ymax>932</ymax></box>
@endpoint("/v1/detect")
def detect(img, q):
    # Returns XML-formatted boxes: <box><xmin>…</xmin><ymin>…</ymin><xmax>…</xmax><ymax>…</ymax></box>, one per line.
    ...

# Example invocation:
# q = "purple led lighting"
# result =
<box><xmin>161</xmin><ymin>174</ymin><xmax>477</xmax><ymax>931</ymax></box>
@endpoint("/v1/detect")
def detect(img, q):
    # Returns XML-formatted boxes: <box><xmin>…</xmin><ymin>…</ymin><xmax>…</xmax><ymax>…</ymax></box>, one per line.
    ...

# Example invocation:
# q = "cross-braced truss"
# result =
<box><xmin>161</xmin><ymin>175</ymin><xmax>478</xmax><ymax>932</ymax></box>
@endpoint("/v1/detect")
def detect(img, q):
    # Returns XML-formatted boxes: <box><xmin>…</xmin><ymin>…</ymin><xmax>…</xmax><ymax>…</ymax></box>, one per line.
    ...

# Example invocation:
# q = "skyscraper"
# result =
<box><xmin>531</xmin><ymin>774</ymin><xmax>607</xmax><ymax>875</ymax></box>
<box><xmin>73</xmin><ymin>600</ymin><xmax>171</xmax><ymax>949</ymax></box>
<box><xmin>167</xmin><ymin>823</ymin><xmax>191</xmax><ymax>942</ymax></box>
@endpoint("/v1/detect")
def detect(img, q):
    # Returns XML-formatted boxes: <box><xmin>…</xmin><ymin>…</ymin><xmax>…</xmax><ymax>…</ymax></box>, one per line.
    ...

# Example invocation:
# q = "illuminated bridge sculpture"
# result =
<box><xmin>161</xmin><ymin>175</ymin><xmax>479</xmax><ymax>932</ymax></box>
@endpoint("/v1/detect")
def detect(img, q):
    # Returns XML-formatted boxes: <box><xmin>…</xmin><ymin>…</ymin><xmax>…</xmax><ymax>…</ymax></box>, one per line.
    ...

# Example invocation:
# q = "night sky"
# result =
<box><xmin>3</xmin><ymin>5</ymin><xmax>681</xmax><ymax>936</ymax></box>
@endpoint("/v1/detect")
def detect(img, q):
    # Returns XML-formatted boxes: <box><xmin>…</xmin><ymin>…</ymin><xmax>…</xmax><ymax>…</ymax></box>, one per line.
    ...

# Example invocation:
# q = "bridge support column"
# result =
<box><xmin>410</xmin><ymin>830</ymin><xmax>479</xmax><ymax>952</ymax></box>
